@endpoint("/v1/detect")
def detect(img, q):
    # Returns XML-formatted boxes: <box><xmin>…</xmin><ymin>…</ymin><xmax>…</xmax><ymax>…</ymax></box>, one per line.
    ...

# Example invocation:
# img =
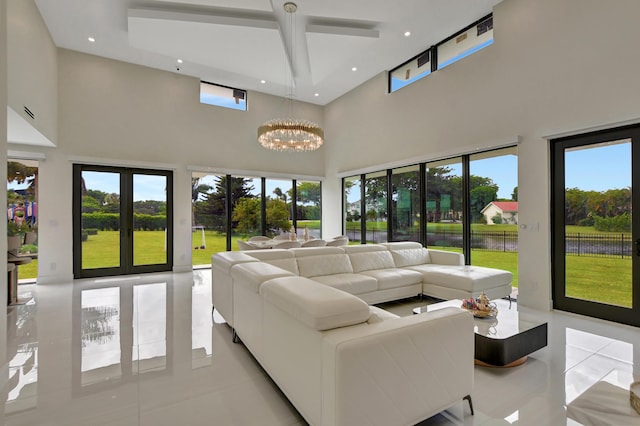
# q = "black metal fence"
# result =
<box><xmin>565</xmin><ymin>233</ymin><xmax>632</xmax><ymax>259</ymax></box>
<box><xmin>347</xmin><ymin>228</ymin><xmax>633</xmax><ymax>259</ymax></box>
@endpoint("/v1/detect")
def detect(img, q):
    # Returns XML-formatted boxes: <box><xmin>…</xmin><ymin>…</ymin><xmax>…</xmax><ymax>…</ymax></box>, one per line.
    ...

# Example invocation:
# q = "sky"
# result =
<box><xmin>80</xmin><ymin>171</ymin><xmax>168</xmax><ymax>201</ymax></box>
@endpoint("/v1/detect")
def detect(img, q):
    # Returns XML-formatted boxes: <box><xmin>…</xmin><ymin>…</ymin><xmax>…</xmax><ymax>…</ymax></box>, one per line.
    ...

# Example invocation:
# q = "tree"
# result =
<box><xmin>365</xmin><ymin>176</ymin><xmax>387</xmax><ymax>220</ymax></box>
<box><xmin>191</xmin><ymin>177</ymin><xmax>212</xmax><ymax>226</ymax></box>
<box><xmin>231</xmin><ymin>198</ymin><xmax>260</xmax><ymax>234</ymax></box>
<box><xmin>194</xmin><ymin>176</ymin><xmax>255</xmax><ymax>230</ymax></box>
<box><xmin>7</xmin><ymin>161</ymin><xmax>38</xmax><ymax>202</ymax></box>
<box><xmin>101</xmin><ymin>193</ymin><xmax>120</xmax><ymax>213</ymax></box>
<box><xmin>133</xmin><ymin>200</ymin><xmax>166</xmax><ymax>215</ymax></box>
<box><xmin>82</xmin><ymin>196</ymin><xmax>102</xmax><ymax>213</ymax></box>
<box><xmin>470</xmin><ymin>186</ymin><xmax>498</xmax><ymax>223</ymax></box>
<box><xmin>266</xmin><ymin>199</ymin><xmax>290</xmax><ymax>233</ymax></box>
<box><xmin>564</xmin><ymin>187</ymin><xmax>590</xmax><ymax>225</ymax></box>
<box><xmin>86</xmin><ymin>189</ymin><xmax>108</xmax><ymax>203</ymax></box>
<box><xmin>426</xmin><ymin>166</ymin><xmax>458</xmax><ymax>222</ymax></box>
<box><xmin>290</xmin><ymin>182</ymin><xmax>321</xmax><ymax>206</ymax></box>
<box><xmin>273</xmin><ymin>187</ymin><xmax>287</xmax><ymax>203</ymax></box>
<box><xmin>512</xmin><ymin>186</ymin><xmax>518</xmax><ymax>201</ymax></box>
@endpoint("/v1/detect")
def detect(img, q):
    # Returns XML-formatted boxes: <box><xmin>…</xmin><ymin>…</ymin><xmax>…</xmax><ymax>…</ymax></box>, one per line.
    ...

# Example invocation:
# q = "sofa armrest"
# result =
<box><xmin>231</xmin><ymin>262</ymin><xmax>294</xmax><ymax>293</ymax></box>
<box><xmin>322</xmin><ymin>307</ymin><xmax>474</xmax><ymax>426</ymax></box>
<box><xmin>427</xmin><ymin>249</ymin><xmax>464</xmax><ymax>266</ymax></box>
<box><xmin>261</xmin><ymin>276</ymin><xmax>370</xmax><ymax>330</ymax></box>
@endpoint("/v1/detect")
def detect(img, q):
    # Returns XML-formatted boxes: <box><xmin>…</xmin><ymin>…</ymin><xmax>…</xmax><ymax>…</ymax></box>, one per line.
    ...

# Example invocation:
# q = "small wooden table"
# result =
<box><xmin>414</xmin><ymin>298</ymin><xmax>547</xmax><ymax>367</ymax></box>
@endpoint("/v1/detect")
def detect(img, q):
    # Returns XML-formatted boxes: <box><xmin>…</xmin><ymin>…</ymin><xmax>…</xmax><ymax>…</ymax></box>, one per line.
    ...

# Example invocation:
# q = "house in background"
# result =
<box><xmin>481</xmin><ymin>201</ymin><xmax>518</xmax><ymax>225</ymax></box>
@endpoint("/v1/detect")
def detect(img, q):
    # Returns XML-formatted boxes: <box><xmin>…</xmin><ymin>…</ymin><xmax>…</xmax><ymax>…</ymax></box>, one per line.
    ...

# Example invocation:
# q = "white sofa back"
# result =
<box><xmin>244</xmin><ymin>248</ymin><xmax>299</xmax><ymax>274</ymax></box>
<box><xmin>382</xmin><ymin>241</ymin><xmax>433</xmax><ymax>266</ymax></box>
<box><xmin>342</xmin><ymin>245</ymin><xmax>396</xmax><ymax>272</ymax></box>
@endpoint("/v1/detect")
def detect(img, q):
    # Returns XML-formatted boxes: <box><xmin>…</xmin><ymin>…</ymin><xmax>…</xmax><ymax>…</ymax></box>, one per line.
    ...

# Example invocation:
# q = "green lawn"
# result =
<box><xmin>566</xmin><ymin>256</ymin><xmax>631</xmax><ymax>307</ymax></box>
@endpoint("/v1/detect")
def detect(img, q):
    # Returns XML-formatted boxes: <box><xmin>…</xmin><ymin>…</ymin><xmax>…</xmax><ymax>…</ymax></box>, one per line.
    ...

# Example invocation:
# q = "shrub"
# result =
<box><xmin>593</xmin><ymin>213</ymin><xmax>631</xmax><ymax>232</ymax></box>
<box><xmin>491</xmin><ymin>213</ymin><xmax>503</xmax><ymax>224</ymax></box>
<box><xmin>19</xmin><ymin>244</ymin><xmax>37</xmax><ymax>254</ymax></box>
<box><xmin>578</xmin><ymin>215</ymin><xmax>595</xmax><ymax>227</ymax></box>
<box><xmin>81</xmin><ymin>213</ymin><xmax>167</xmax><ymax>231</ymax></box>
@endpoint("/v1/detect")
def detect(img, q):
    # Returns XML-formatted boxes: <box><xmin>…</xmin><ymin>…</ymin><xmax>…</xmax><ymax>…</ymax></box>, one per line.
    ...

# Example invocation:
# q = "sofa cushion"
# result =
<box><xmin>389</xmin><ymin>248</ymin><xmax>432</xmax><ymax>267</ymax></box>
<box><xmin>310</xmin><ymin>273</ymin><xmax>377</xmax><ymax>295</ymax></box>
<box><xmin>348</xmin><ymin>250</ymin><xmax>395</xmax><ymax>273</ymax></box>
<box><xmin>296</xmin><ymin>254</ymin><xmax>353</xmax><ymax>278</ymax></box>
<box><xmin>230</xmin><ymin>262</ymin><xmax>295</xmax><ymax>293</ymax></box>
<box><xmin>407</xmin><ymin>264</ymin><xmax>512</xmax><ymax>292</ymax></box>
<box><xmin>361</xmin><ymin>268</ymin><xmax>424</xmax><ymax>290</ymax></box>
<box><xmin>261</xmin><ymin>276</ymin><xmax>370</xmax><ymax>331</ymax></box>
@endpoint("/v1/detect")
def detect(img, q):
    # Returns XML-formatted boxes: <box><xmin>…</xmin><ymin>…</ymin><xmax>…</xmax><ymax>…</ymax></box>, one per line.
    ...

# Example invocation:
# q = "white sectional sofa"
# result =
<box><xmin>212</xmin><ymin>242</ymin><xmax>512</xmax><ymax>328</ymax></box>
<box><xmin>219</xmin><ymin>263</ymin><xmax>475</xmax><ymax>426</ymax></box>
<box><xmin>210</xmin><ymin>242</ymin><xmax>512</xmax><ymax>425</ymax></box>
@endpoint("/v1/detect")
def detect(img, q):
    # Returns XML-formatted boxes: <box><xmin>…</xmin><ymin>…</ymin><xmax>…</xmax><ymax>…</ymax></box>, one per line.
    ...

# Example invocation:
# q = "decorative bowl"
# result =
<box><xmin>462</xmin><ymin>306</ymin><xmax>498</xmax><ymax>318</ymax></box>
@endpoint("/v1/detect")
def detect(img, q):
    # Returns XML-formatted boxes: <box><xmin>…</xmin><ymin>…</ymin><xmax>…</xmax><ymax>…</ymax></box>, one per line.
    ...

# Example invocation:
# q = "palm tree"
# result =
<box><xmin>272</xmin><ymin>187</ymin><xmax>287</xmax><ymax>203</ymax></box>
<box><xmin>191</xmin><ymin>177</ymin><xmax>212</xmax><ymax>226</ymax></box>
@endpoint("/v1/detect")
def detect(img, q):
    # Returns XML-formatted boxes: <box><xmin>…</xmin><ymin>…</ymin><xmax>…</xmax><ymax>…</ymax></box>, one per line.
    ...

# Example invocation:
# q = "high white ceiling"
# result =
<box><xmin>34</xmin><ymin>0</ymin><xmax>501</xmax><ymax>105</ymax></box>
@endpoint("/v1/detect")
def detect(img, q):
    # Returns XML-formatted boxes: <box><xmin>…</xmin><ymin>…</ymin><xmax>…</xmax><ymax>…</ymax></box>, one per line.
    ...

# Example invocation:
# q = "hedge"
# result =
<box><xmin>82</xmin><ymin>213</ymin><xmax>167</xmax><ymax>231</ymax></box>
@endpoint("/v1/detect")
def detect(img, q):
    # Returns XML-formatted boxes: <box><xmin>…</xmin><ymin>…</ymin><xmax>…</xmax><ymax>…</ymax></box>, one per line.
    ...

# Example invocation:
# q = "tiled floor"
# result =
<box><xmin>3</xmin><ymin>270</ymin><xmax>640</xmax><ymax>425</ymax></box>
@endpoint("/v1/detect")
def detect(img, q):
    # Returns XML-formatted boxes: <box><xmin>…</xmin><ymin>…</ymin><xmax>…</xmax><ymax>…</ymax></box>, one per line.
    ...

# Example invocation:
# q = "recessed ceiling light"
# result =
<box><xmin>177</xmin><ymin>59</ymin><xmax>183</xmax><ymax>64</ymax></box>
<box><xmin>351</xmin><ymin>67</ymin><xmax>357</xmax><ymax>72</ymax></box>
<box><xmin>260</xmin><ymin>80</ymin><xmax>266</xmax><ymax>84</ymax></box>
<box><xmin>314</xmin><ymin>93</ymin><xmax>319</xmax><ymax>97</ymax></box>
<box><xmin>404</xmin><ymin>31</ymin><xmax>411</xmax><ymax>37</ymax></box>
<box><xmin>88</xmin><ymin>36</ymin><xmax>95</xmax><ymax>43</ymax></box>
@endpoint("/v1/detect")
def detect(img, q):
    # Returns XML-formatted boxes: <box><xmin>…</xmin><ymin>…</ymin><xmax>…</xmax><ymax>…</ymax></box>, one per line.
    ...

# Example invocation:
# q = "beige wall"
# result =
<box><xmin>7</xmin><ymin>0</ymin><xmax>57</xmax><ymax>144</ymax></box>
<box><xmin>30</xmin><ymin>49</ymin><xmax>324</xmax><ymax>282</ymax></box>
<box><xmin>323</xmin><ymin>0</ymin><xmax>640</xmax><ymax>310</ymax></box>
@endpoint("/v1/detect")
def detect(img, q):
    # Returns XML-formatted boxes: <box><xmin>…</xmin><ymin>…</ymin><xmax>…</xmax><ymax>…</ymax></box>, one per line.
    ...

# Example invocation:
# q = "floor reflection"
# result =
<box><xmin>72</xmin><ymin>279</ymin><xmax>173</xmax><ymax>393</ymax></box>
<box><xmin>6</xmin><ymin>297</ymin><xmax>38</xmax><ymax>415</ymax></box>
<box><xmin>4</xmin><ymin>270</ymin><xmax>640</xmax><ymax>426</ymax></box>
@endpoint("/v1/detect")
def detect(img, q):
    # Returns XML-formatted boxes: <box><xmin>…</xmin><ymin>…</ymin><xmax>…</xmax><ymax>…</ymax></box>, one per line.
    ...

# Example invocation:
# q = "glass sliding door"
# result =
<box><xmin>229</xmin><ymin>176</ymin><xmax>261</xmax><ymax>249</ymax></box>
<box><xmin>364</xmin><ymin>171</ymin><xmax>388</xmax><ymax>243</ymax></box>
<box><xmin>552</xmin><ymin>126</ymin><xmax>640</xmax><ymax>326</ymax></box>
<box><xmin>78</xmin><ymin>169</ymin><xmax>122</xmax><ymax>271</ymax></box>
<box><xmin>469</xmin><ymin>147</ymin><xmax>518</xmax><ymax>286</ymax></box>
<box><xmin>425</xmin><ymin>158</ymin><xmax>463</xmax><ymax>252</ymax></box>
<box><xmin>73</xmin><ymin>165</ymin><xmax>173</xmax><ymax>278</ymax></box>
<box><xmin>344</xmin><ymin>175</ymin><xmax>362</xmax><ymax>243</ymax></box>
<box><xmin>266</xmin><ymin>178</ymin><xmax>293</xmax><ymax>237</ymax></box>
<box><xmin>133</xmin><ymin>173</ymin><xmax>169</xmax><ymax>267</ymax></box>
<box><xmin>296</xmin><ymin>180</ymin><xmax>321</xmax><ymax>239</ymax></box>
<box><xmin>391</xmin><ymin>165</ymin><xmax>420</xmax><ymax>242</ymax></box>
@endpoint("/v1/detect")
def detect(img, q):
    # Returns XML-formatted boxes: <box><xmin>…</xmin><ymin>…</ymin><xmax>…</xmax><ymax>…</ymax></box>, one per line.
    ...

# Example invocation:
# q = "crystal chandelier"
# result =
<box><xmin>257</xmin><ymin>2</ymin><xmax>324</xmax><ymax>152</ymax></box>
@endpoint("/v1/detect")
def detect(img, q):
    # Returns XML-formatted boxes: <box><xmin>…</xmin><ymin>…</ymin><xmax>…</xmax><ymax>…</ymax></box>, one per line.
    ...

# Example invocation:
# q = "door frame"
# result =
<box><xmin>73</xmin><ymin>164</ymin><xmax>173</xmax><ymax>279</ymax></box>
<box><xmin>551</xmin><ymin>124</ymin><xmax>640</xmax><ymax>326</ymax></box>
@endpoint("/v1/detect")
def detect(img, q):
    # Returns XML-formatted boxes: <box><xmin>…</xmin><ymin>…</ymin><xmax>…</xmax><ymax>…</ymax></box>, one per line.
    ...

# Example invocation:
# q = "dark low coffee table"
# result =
<box><xmin>413</xmin><ymin>298</ymin><xmax>547</xmax><ymax>367</ymax></box>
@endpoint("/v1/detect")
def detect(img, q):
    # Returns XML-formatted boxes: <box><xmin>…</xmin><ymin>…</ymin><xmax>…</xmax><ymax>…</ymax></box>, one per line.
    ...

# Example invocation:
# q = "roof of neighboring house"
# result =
<box><xmin>481</xmin><ymin>201</ymin><xmax>519</xmax><ymax>213</ymax></box>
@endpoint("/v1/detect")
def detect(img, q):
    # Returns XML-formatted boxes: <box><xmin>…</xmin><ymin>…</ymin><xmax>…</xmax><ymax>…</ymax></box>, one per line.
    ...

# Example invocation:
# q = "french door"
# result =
<box><xmin>73</xmin><ymin>165</ymin><xmax>173</xmax><ymax>278</ymax></box>
<box><xmin>552</xmin><ymin>125</ymin><xmax>640</xmax><ymax>326</ymax></box>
